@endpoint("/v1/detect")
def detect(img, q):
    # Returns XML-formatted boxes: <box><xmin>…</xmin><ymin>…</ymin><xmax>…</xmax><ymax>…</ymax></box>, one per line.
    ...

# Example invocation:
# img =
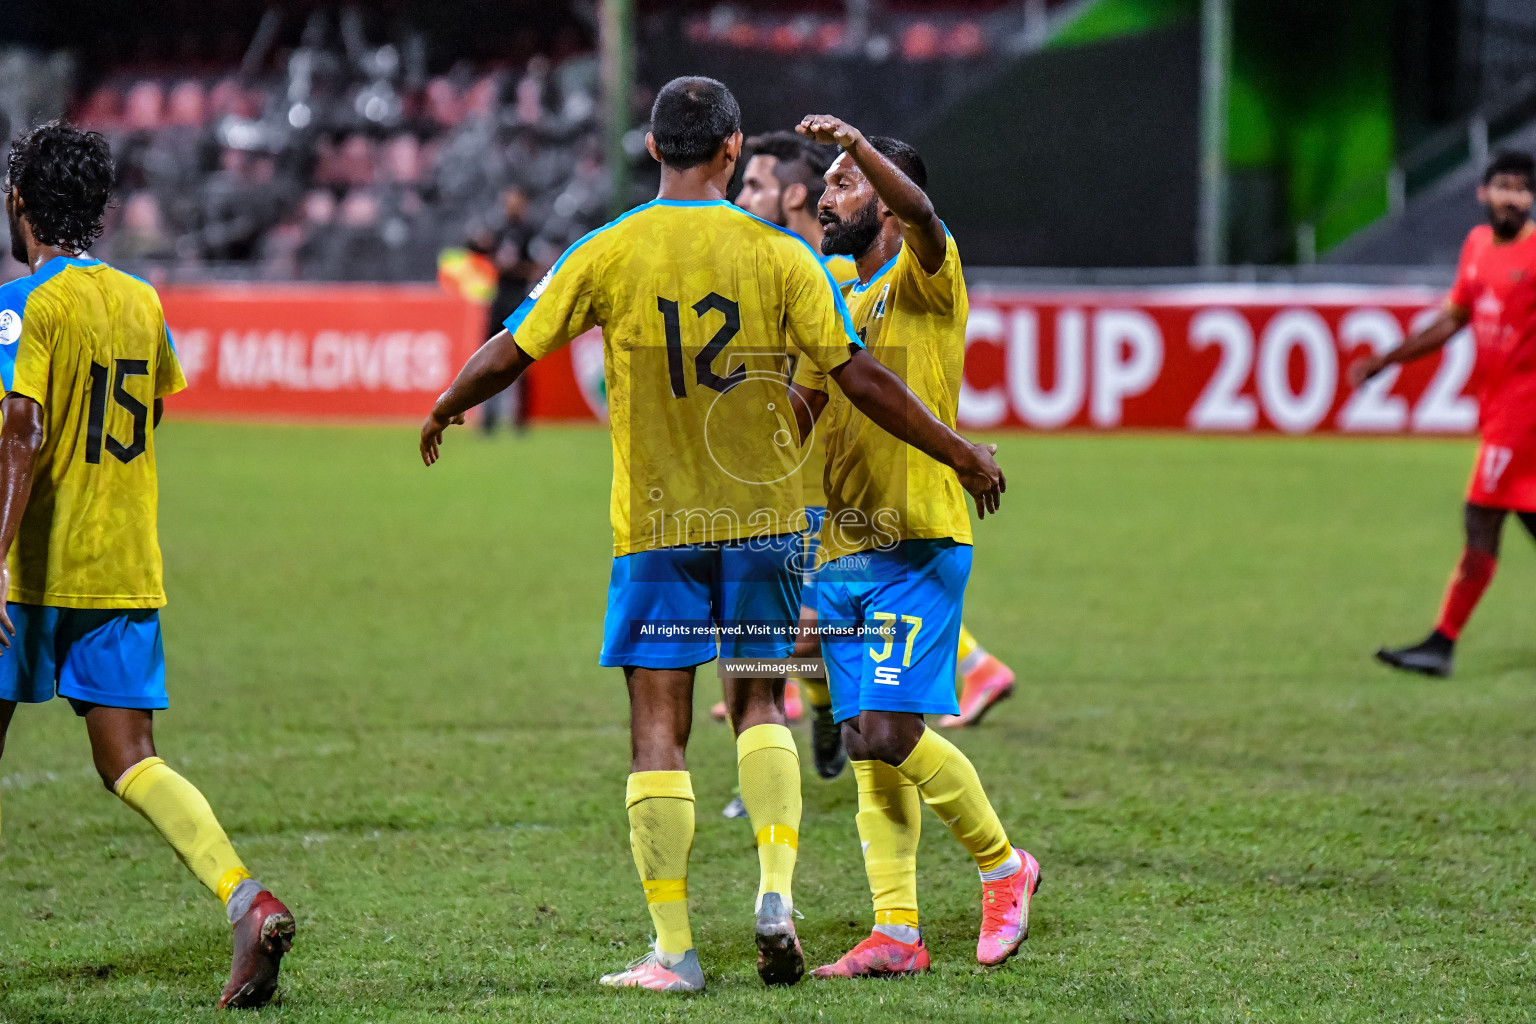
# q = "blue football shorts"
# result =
<box><xmin>816</xmin><ymin>539</ymin><xmax>971</xmax><ymax>724</ymax></box>
<box><xmin>600</xmin><ymin>532</ymin><xmax>804</xmax><ymax>669</ymax></box>
<box><xmin>0</xmin><ymin>604</ymin><xmax>167</xmax><ymax>713</ymax></box>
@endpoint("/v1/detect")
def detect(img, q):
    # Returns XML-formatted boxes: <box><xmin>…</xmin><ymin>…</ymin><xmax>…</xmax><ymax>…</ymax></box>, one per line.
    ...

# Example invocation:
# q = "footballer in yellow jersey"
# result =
<box><xmin>421</xmin><ymin>80</ymin><xmax>1003</xmax><ymax>995</ymax></box>
<box><xmin>728</xmin><ymin>132</ymin><xmax>1015</xmax><ymax>786</ymax></box>
<box><xmin>788</xmin><ymin>116</ymin><xmax>1039</xmax><ymax>979</ymax></box>
<box><xmin>0</xmin><ymin>122</ymin><xmax>294</xmax><ymax>1008</ymax></box>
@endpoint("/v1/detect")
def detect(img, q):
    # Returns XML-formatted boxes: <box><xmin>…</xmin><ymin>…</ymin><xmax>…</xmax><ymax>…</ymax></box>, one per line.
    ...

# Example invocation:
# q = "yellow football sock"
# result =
<box><xmin>894</xmin><ymin>729</ymin><xmax>1013</xmax><ymax>872</ymax></box>
<box><xmin>114</xmin><ymin>757</ymin><xmax>252</xmax><ymax>903</ymax></box>
<box><xmin>797</xmin><ymin>676</ymin><xmax>832</xmax><ymax>710</ymax></box>
<box><xmin>736</xmin><ymin>723</ymin><xmax>801</xmax><ymax>910</ymax></box>
<box><xmin>853</xmin><ymin>759</ymin><xmax>920</xmax><ymax>927</ymax></box>
<box><xmin>626</xmin><ymin>770</ymin><xmax>696</xmax><ymax>955</ymax></box>
<box><xmin>957</xmin><ymin>624</ymin><xmax>981</xmax><ymax>663</ymax></box>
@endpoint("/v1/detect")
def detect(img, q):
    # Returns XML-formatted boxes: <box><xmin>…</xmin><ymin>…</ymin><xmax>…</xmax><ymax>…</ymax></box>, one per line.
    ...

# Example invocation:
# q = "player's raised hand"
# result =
<box><xmin>419</xmin><ymin>410</ymin><xmax>465</xmax><ymax>466</ymax></box>
<box><xmin>797</xmin><ymin>114</ymin><xmax>863</xmax><ymax>151</ymax></box>
<box><xmin>1346</xmin><ymin>353</ymin><xmax>1387</xmax><ymax>389</ymax></box>
<box><xmin>955</xmin><ymin>442</ymin><xmax>1006</xmax><ymax>519</ymax></box>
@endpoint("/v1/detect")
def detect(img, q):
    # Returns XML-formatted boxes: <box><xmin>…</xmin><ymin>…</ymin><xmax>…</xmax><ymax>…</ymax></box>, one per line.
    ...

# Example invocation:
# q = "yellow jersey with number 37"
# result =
<box><xmin>793</xmin><ymin>233</ymin><xmax>972</xmax><ymax>563</ymax></box>
<box><xmin>0</xmin><ymin>257</ymin><xmax>186</xmax><ymax>608</ymax></box>
<box><xmin>506</xmin><ymin>199</ymin><xmax>863</xmax><ymax>555</ymax></box>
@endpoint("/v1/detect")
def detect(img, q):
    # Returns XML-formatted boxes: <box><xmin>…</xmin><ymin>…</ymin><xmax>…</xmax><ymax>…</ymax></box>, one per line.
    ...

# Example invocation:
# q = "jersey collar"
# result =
<box><xmin>648</xmin><ymin>199</ymin><xmax>734</xmax><ymax>207</ymax></box>
<box><xmin>32</xmin><ymin>254</ymin><xmax>101</xmax><ymax>276</ymax></box>
<box><xmin>850</xmin><ymin>248</ymin><xmax>901</xmax><ymax>295</ymax></box>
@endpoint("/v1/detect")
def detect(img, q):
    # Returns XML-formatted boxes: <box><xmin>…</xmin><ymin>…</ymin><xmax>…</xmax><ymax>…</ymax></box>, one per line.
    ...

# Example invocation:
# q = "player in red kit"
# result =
<box><xmin>1348</xmin><ymin>150</ymin><xmax>1536</xmax><ymax>676</ymax></box>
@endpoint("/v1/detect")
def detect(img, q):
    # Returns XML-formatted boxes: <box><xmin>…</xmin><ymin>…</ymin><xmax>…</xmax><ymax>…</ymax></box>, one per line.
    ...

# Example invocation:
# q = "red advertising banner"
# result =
<box><xmin>158</xmin><ymin>283</ymin><xmax>1476</xmax><ymax>435</ymax></box>
<box><xmin>160</xmin><ymin>285</ymin><xmax>486</xmax><ymax>420</ymax></box>
<box><xmin>526</xmin><ymin>284</ymin><xmax>1478</xmax><ymax>435</ymax></box>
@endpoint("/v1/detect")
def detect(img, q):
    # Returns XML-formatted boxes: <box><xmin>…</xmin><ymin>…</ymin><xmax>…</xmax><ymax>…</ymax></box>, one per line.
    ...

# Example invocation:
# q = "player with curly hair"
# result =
<box><xmin>0</xmin><ymin>121</ymin><xmax>296</xmax><ymax>1009</ymax></box>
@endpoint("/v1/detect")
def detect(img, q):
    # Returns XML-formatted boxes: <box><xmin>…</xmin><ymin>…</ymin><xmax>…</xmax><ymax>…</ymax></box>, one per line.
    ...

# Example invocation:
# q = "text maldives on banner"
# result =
<box><xmin>958</xmin><ymin>285</ymin><xmax>1477</xmax><ymax>434</ymax></box>
<box><xmin>161</xmin><ymin>285</ymin><xmax>486</xmax><ymax>419</ymax></box>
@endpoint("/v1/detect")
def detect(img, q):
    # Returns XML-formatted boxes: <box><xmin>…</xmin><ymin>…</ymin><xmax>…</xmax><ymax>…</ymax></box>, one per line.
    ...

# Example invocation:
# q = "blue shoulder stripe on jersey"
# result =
<box><xmin>502</xmin><ymin>199</ymin><xmax>669</xmax><ymax>337</ymax></box>
<box><xmin>849</xmin><ymin>249</ymin><xmax>899</xmax><ymax>295</ymax></box>
<box><xmin>505</xmin><ymin>198</ymin><xmax>865</xmax><ymax>354</ymax></box>
<box><xmin>0</xmin><ymin>256</ymin><xmax>90</xmax><ymax>392</ymax></box>
<box><xmin>847</xmin><ymin>223</ymin><xmax>955</xmax><ymax>296</ymax></box>
<box><xmin>719</xmin><ymin>202</ymin><xmax>864</xmax><ymax>350</ymax></box>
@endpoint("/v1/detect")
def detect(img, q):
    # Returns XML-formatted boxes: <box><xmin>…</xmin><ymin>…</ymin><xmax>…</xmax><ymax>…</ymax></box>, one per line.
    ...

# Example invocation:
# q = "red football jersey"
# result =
<box><xmin>1447</xmin><ymin>223</ymin><xmax>1536</xmax><ymax>445</ymax></box>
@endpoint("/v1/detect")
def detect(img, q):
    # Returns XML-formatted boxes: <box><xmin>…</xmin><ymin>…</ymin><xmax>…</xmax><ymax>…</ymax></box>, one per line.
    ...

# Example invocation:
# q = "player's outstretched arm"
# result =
<box><xmin>829</xmin><ymin>350</ymin><xmax>1005</xmax><ymax>517</ymax></box>
<box><xmin>0</xmin><ymin>395</ymin><xmax>44</xmax><ymax>645</ymax></box>
<box><xmin>1347</xmin><ymin>307</ymin><xmax>1469</xmax><ymax>387</ymax></box>
<box><xmin>797</xmin><ymin>114</ymin><xmax>947</xmax><ymax>274</ymax></box>
<box><xmin>420</xmin><ymin>330</ymin><xmax>537</xmax><ymax>466</ymax></box>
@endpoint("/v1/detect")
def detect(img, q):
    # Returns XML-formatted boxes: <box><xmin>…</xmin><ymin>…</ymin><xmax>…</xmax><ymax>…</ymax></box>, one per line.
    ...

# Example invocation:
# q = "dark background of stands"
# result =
<box><xmin>2</xmin><ymin>0</ymin><xmax>1533</xmax><ymax>282</ymax></box>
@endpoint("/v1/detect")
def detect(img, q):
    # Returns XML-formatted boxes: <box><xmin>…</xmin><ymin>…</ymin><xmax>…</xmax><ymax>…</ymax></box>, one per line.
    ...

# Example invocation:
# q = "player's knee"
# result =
<box><xmin>841</xmin><ymin>720</ymin><xmax>872</xmax><ymax>761</ymax></box>
<box><xmin>1464</xmin><ymin>504</ymin><xmax>1505</xmax><ymax>554</ymax></box>
<box><xmin>857</xmin><ymin>713</ymin><xmax>923</xmax><ymax>765</ymax></box>
<box><xmin>725</xmin><ymin>677</ymin><xmax>786</xmax><ymax>732</ymax></box>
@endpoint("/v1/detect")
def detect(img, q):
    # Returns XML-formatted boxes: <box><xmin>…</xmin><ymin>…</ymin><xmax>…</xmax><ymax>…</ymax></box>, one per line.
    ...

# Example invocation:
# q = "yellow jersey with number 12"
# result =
<box><xmin>0</xmin><ymin>257</ymin><xmax>186</xmax><ymax>608</ymax></box>
<box><xmin>794</xmin><ymin>234</ymin><xmax>972</xmax><ymax>563</ymax></box>
<box><xmin>506</xmin><ymin>199</ymin><xmax>863</xmax><ymax>556</ymax></box>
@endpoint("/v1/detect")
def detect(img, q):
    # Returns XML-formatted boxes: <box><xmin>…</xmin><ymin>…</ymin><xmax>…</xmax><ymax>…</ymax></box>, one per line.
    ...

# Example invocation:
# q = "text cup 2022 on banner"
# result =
<box><xmin>956</xmin><ymin>285</ymin><xmax>1473</xmax><ymax>434</ymax></box>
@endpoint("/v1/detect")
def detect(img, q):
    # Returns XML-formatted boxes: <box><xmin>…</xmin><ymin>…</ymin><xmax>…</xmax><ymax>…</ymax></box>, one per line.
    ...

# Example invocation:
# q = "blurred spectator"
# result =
<box><xmin>60</xmin><ymin>27</ymin><xmax>611</xmax><ymax>283</ymax></box>
<box><xmin>124</xmin><ymin>81</ymin><xmax>164</xmax><ymax>131</ymax></box>
<box><xmin>516</xmin><ymin>57</ymin><xmax>550</xmax><ymax>126</ymax></box>
<box><xmin>166</xmin><ymin>80</ymin><xmax>206</xmax><ymax>127</ymax></box>
<box><xmin>112</xmin><ymin>192</ymin><xmax>173</xmax><ymax>262</ymax></box>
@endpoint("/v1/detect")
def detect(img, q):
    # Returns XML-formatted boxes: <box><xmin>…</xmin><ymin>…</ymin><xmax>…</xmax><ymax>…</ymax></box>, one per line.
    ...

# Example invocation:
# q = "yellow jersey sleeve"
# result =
<box><xmin>9</xmin><ymin>294</ymin><xmax>55</xmax><ymax>406</ymax></box>
<box><xmin>893</xmin><ymin>232</ymin><xmax>961</xmax><ymax>314</ymax></box>
<box><xmin>785</xmin><ymin>248</ymin><xmax>861</xmax><ymax>376</ymax></box>
<box><xmin>792</xmin><ymin>348</ymin><xmax>830</xmax><ymax>393</ymax></box>
<box><xmin>503</xmin><ymin>236</ymin><xmax>601</xmax><ymax>359</ymax></box>
<box><xmin>156</xmin><ymin>323</ymin><xmax>188</xmax><ymax>398</ymax></box>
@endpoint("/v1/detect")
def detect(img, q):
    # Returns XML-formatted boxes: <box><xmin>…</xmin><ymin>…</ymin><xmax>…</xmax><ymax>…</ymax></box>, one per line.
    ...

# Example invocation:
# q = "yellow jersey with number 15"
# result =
<box><xmin>506</xmin><ymin>199</ymin><xmax>863</xmax><ymax>556</ymax></box>
<box><xmin>0</xmin><ymin>257</ymin><xmax>186</xmax><ymax>608</ymax></box>
<box><xmin>794</xmin><ymin>233</ymin><xmax>972</xmax><ymax>564</ymax></box>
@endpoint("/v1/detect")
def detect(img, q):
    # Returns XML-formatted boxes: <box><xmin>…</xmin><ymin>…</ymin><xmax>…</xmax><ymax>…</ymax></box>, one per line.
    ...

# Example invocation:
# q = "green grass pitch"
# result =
<box><xmin>1</xmin><ymin>423</ymin><xmax>1534</xmax><ymax>1023</ymax></box>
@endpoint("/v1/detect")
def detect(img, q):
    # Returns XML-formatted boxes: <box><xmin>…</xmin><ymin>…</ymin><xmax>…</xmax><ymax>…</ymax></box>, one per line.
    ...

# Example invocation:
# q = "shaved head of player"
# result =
<box><xmin>422</xmin><ymin>78</ymin><xmax>1005</xmax><ymax>995</ymax></box>
<box><xmin>1348</xmin><ymin>149</ymin><xmax>1536</xmax><ymax>676</ymax></box>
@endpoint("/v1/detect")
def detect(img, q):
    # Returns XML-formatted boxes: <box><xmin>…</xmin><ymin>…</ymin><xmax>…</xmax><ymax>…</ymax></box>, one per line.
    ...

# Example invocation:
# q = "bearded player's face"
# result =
<box><xmin>818</xmin><ymin>152</ymin><xmax>882</xmax><ymax>259</ymax></box>
<box><xmin>1479</xmin><ymin>172</ymin><xmax>1534</xmax><ymax>240</ymax></box>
